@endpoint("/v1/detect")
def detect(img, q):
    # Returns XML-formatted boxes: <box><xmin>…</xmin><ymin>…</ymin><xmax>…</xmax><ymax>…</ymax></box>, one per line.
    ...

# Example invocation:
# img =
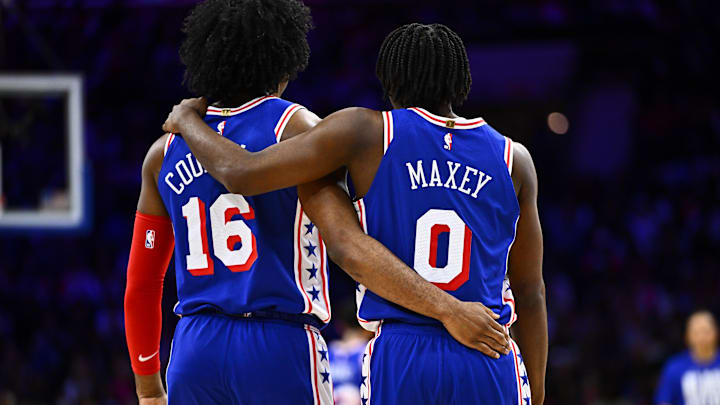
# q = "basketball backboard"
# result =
<box><xmin>0</xmin><ymin>74</ymin><xmax>88</xmax><ymax>231</ymax></box>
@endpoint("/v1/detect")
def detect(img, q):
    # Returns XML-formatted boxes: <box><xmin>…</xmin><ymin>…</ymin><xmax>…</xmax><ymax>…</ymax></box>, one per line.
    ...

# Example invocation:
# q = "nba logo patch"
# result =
<box><xmin>145</xmin><ymin>229</ymin><xmax>155</xmax><ymax>249</ymax></box>
<box><xmin>444</xmin><ymin>133</ymin><xmax>453</xmax><ymax>151</ymax></box>
<box><xmin>217</xmin><ymin>121</ymin><xmax>226</xmax><ymax>136</ymax></box>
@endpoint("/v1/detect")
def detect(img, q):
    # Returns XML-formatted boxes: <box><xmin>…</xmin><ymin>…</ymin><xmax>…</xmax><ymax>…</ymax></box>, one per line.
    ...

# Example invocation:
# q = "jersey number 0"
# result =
<box><xmin>181</xmin><ymin>193</ymin><xmax>258</xmax><ymax>276</ymax></box>
<box><xmin>414</xmin><ymin>209</ymin><xmax>472</xmax><ymax>291</ymax></box>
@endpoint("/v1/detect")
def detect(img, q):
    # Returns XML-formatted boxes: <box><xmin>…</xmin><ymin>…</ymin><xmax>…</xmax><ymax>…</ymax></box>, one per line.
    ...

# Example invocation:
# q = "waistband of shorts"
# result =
<box><xmin>379</xmin><ymin>321</ymin><xmax>449</xmax><ymax>336</ymax></box>
<box><xmin>184</xmin><ymin>309</ymin><xmax>324</xmax><ymax>330</ymax></box>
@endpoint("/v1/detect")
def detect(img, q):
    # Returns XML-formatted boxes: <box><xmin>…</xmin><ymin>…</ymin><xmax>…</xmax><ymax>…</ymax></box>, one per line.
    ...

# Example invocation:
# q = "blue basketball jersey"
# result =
<box><xmin>354</xmin><ymin>107</ymin><xmax>520</xmax><ymax>330</ymax></box>
<box><xmin>158</xmin><ymin>96</ymin><xmax>331</xmax><ymax>324</ymax></box>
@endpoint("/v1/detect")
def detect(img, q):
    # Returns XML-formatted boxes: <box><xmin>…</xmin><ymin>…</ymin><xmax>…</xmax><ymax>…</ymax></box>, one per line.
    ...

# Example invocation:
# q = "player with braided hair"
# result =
<box><xmin>376</xmin><ymin>23</ymin><xmax>471</xmax><ymax>111</ymax></box>
<box><xmin>165</xmin><ymin>22</ymin><xmax>547</xmax><ymax>404</ymax></box>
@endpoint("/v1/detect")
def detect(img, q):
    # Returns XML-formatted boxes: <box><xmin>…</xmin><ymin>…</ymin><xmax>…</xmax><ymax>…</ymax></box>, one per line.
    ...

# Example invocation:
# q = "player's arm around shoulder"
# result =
<box><xmin>125</xmin><ymin>135</ymin><xmax>173</xmax><ymax>404</ymax></box>
<box><xmin>162</xmin><ymin>98</ymin><xmax>381</xmax><ymax>195</ymax></box>
<box><xmin>258</xmin><ymin>106</ymin><xmax>383</xmax><ymax>185</ymax></box>
<box><xmin>507</xmin><ymin>142</ymin><xmax>547</xmax><ymax>405</ymax></box>
<box><xmin>296</xmin><ymin>110</ymin><xmax>511</xmax><ymax>359</ymax></box>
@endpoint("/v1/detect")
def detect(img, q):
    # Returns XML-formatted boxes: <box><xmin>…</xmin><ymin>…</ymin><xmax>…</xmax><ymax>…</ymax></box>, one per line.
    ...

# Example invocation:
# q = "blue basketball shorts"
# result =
<box><xmin>360</xmin><ymin>322</ymin><xmax>532</xmax><ymax>405</ymax></box>
<box><xmin>166</xmin><ymin>313</ymin><xmax>333</xmax><ymax>405</ymax></box>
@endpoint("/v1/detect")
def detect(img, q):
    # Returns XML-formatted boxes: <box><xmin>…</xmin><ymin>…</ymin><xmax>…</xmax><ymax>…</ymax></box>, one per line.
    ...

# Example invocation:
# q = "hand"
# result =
<box><xmin>440</xmin><ymin>300</ymin><xmax>511</xmax><ymax>358</ymax></box>
<box><xmin>139</xmin><ymin>395</ymin><xmax>167</xmax><ymax>405</ymax></box>
<box><xmin>162</xmin><ymin>97</ymin><xmax>208</xmax><ymax>134</ymax></box>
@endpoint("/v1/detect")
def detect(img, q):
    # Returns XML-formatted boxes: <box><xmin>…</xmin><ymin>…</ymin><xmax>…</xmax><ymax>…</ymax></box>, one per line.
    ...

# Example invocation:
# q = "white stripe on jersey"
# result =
<box><xmin>305</xmin><ymin>325</ymin><xmax>334</xmax><ymax>405</ymax></box>
<box><xmin>274</xmin><ymin>104</ymin><xmax>305</xmax><ymax>143</ymax></box>
<box><xmin>382</xmin><ymin>111</ymin><xmax>394</xmax><ymax>154</ymax></box>
<box><xmin>205</xmin><ymin>96</ymin><xmax>277</xmax><ymax>116</ymax></box>
<box><xmin>293</xmin><ymin>200</ymin><xmax>331</xmax><ymax>323</ymax></box>
<box><xmin>504</xmin><ymin>136</ymin><xmax>515</xmax><ymax>175</ymax></box>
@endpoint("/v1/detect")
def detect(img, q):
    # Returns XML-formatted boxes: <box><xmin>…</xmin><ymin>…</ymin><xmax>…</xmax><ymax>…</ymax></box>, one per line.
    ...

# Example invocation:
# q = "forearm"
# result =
<box><xmin>331</xmin><ymin>232</ymin><xmax>458</xmax><ymax>322</ymax></box>
<box><xmin>511</xmin><ymin>287</ymin><xmax>548</xmax><ymax>404</ymax></box>
<box><xmin>134</xmin><ymin>372</ymin><xmax>166</xmax><ymax>398</ymax></box>
<box><xmin>177</xmin><ymin>114</ymin><xmax>251</xmax><ymax>192</ymax></box>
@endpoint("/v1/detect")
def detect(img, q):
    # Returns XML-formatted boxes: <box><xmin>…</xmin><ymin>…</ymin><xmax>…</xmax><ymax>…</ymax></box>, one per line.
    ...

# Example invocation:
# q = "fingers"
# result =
<box><xmin>162</xmin><ymin>116</ymin><xmax>176</xmax><ymax>134</ymax></box>
<box><xmin>483</xmin><ymin>306</ymin><xmax>500</xmax><ymax>319</ymax></box>
<box><xmin>475</xmin><ymin>312</ymin><xmax>510</xmax><ymax>354</ymax></box>
<box><xmin>479</xmin><ymin>326</ymin><xmax>510</xmax><ymax>355</ymax></box>
<box><xmin>489</xmin><ymin>324</ymin><xmax>509</xmax><ymax>343</ymax></box>
<box><xmin>180</xmin><ymin>97</ymin><xmax>202</xmax><ymax>106</ymax></box>
<box><xmin>472</xmin><ymin>341</ymin><xmax>501</xmax><ymax>359</ymax></box>
<box><xmin>180</xmin><ymin>97</ymin><xmax>208</xmax><ymax>115</ymax></box>
<box><xmin>482</xmin><ymin>312</ymin><xmax>506</xmax><ymax>334</ymax></box>
<box><xmin>162</xmin><ymin>103</ymin><xmax>190</xmax><ymax>134</ymax></box>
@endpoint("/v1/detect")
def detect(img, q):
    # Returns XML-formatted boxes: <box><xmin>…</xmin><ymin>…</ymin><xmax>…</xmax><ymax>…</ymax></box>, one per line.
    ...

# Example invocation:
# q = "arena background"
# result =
<box><xmin>1</xmin><ymin>0</ymin><xmax>719</xmax><ymax>403</ymax></box>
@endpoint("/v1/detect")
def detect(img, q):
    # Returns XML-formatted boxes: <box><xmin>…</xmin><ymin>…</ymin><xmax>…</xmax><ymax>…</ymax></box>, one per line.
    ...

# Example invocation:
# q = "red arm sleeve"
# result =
<box><xmin>124</xmin><ymin>211</ymin><xmax>174</xmax><ymax>375</ymax></box>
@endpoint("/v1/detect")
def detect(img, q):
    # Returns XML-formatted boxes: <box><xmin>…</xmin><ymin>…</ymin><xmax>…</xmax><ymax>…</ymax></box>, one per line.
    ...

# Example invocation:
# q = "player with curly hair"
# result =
<box><xmin>125</xmin><ymin>3</ymin><xmax>510</xmax><ymax>404</ymax></box>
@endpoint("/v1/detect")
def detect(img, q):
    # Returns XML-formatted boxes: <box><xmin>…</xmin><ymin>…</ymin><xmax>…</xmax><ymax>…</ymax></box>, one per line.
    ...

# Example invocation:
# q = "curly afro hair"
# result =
<box><xmin>180</xmin><ymin>0</ymin><xmax>313</xmax><ymax>105</ymax></box>
<box><xmin>376</xmin><ymin>23</ymin><xmax>472</xmax><ymax>110</ymax></box>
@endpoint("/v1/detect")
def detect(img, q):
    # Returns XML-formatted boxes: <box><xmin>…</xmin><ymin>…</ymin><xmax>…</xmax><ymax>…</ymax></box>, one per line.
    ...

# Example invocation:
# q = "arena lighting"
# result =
<box><xmin>547</xmin><ymin>112</ymin><xmax>569</xmax><ymax>135</ymax></box>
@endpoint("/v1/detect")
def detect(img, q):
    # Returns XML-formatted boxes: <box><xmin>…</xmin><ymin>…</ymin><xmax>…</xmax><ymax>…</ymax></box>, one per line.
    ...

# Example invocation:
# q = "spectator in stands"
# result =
<box><xmin>655</xmin><ymin>311</ymin><xmax>720</xmax><ymax>405</ymax></box>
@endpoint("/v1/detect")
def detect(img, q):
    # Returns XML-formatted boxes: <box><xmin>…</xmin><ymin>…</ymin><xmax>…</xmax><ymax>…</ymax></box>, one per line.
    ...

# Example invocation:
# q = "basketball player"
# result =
<box><xmin>655</xmin><ymin>310</ymin><xmax>720</xmax><ymax>405</ymax></box>
<box><xmin>126</xmin><ymin>3</ymin><xmax>510</xmax><ymax>405</ymax></box>
<box><xmin>163</xmin><ymin>23</ymin><xmax>548</xmax><ymax>404</ymax></box>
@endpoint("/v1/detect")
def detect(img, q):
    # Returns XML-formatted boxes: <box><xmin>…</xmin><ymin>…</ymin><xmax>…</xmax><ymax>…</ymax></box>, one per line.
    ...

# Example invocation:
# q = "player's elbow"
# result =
<box><xmin>325</xmin><ymin>239</ymin><xmax>352</xmax><ymax>269</ymax></box>
<box><xmin>324</xmin><ymin>232</ymin><xmax>362</xmax><ymax>278</ymax></box>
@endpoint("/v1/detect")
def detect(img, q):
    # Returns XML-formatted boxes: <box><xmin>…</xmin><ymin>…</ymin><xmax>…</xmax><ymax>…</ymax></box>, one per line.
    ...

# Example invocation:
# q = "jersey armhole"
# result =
<box><xmin>163</xmin><ymin>133</ymin><xmax>176</xmax><ymax>159</ymax></box>
<box><xmin>503</xmin><ymin>136</ymin><xmax>514</xmax><ymax>175</ymax></box>
<box><xmin>274</xmin><ymin>104</ymin><xmax>305</xmax><ymax>143</ymax></box>
<box><xmin>382</xmin><ymin>110</ymin><xmax>394</xmax><ymax>155</ymax></box>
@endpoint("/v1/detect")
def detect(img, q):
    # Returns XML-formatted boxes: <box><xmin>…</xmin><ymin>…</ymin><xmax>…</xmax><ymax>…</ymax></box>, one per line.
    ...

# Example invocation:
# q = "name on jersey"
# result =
<box><xmin>405</xmin><ymin>159</ymin><xmax>492</xmax><ymax>199</ymax></box>
<box><xmin>165</xmin><ymin>153</ymin><xmax>208</xmax><ymax>195</ymax></box>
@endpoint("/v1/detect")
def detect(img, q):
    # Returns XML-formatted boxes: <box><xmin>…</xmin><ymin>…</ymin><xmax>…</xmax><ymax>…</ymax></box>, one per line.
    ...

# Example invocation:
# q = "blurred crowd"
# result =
<box><xmin>0</xmin><ymin>1</ymin><xmax>718</xmax><ymax>404</ymax></box>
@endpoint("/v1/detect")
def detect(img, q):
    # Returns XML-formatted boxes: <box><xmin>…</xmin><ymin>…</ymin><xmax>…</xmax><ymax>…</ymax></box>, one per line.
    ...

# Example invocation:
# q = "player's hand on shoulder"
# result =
<box><xmin>440</xmin><ymin>300</ymin><xmax>511</xmax><ymax>359</ymax></box>
<box><xmin>162</xmin><ymin>97</ymin><xmax>208</xmax><ymax>134</ymax></box>
<box><xmin>139</xmin><ymin>395</ymin><xmax>167</xmax><ymax>405</ymax></box>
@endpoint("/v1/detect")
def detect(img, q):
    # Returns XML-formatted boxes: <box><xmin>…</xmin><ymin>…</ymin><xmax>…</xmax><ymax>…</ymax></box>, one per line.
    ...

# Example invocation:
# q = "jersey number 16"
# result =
<box><xmin>181</xmin><ymin>193</ymin><xmax>258</xmax><ymax>276</ymax></box>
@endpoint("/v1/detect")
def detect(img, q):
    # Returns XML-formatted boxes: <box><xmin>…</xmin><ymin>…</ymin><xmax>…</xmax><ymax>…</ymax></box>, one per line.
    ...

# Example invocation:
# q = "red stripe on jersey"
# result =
<box><xmin>164</xmin><ymin>133</ymin><xmax>175</xmax><ymax>156</ymax></box>
<box><xmin>388</xmin><ymin>111</ymin><xmax>394</xmax><ymax>146</ymax></box>
<box><xmin>505</xmin><ymin>139</ymin><xmax>512</xmax><ymax>168</ymax></box>
<box><xmin>306</xmin><ymin>327</ymin><xmax>321</xmax><ymax>405</ymax></box>
<box><xmin>357</xmin><ymin>200</ymin><xmax>366</xmax><ymax>232</ymax></box>
<box><xmin>383</xmin><ymin>111</ymin><xmax>390</xmax><ymax>151</ymax></box>
<box><xmin>512</xmin><ymin>340</ymin><xmax>523</xmax><ymax>404</ymax></box>
<box><xmin>275</xmin><ymin>104</ymin><xmax>302</xmax><ymax>140</ymax></box>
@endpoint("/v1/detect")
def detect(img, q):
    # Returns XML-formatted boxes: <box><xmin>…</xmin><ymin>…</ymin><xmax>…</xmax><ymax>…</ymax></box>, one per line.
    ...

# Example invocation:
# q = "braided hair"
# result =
<box><xmin>376</xmin><ymin>23</ymin><xmax>472</xmax><ymax>110</ymax></box>
<box><xmin>180</xmin><ymin>0</ymin><xmax>313</xmax><ymax>105</ymax></box>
